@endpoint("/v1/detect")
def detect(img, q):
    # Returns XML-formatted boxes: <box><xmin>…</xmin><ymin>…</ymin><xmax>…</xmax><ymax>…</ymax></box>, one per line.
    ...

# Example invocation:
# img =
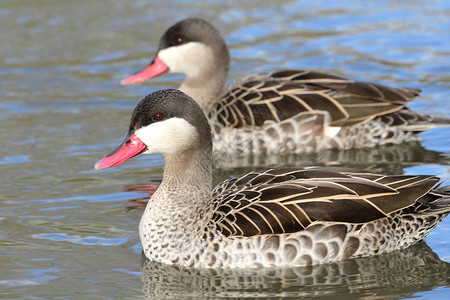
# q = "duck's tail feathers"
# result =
<box><xmin>418</xmin><ymin>184</ymin><xmax>450</xmax><ymax>215</ymax></box>
<box><xmin>379</xmin><ymin>108</ymin><xmax>450</xmax><ymax>132</ymax></box>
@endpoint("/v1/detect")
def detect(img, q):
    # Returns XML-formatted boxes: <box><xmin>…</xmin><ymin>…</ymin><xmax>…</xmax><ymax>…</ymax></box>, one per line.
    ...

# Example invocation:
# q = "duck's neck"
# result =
<box><xmin>179</xmin><ymin>56</ymin><xmax>229</xmax><ymax>115</ymax></box>
<box><xmin>143</xmin><ymin>144</ymin><xmax>213</xmax><ymax>229</ymax></box>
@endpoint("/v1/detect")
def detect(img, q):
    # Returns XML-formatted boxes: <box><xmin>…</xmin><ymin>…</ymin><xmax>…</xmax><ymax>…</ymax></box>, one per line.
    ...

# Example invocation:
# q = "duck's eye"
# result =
<box><xmin>154</xmin><ymin>113</ymin><xmax>164</xmax><ymax>121</ymax></box>
<box><xmin>174</xmin><ymin>37</ymin><xmax>183</xmax><ymax>45</ymax></box>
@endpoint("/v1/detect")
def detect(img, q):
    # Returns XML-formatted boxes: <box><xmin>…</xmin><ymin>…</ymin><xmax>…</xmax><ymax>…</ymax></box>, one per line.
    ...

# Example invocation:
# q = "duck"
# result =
<box><xmin>120</xmin><ymin>18</ymin><xmax>450</xmax><ymax>155</ymax></box>
<box><xmin>95</xmin><ymin>89</ymin><xmax>450</xmax><ymax>269</ymax></box>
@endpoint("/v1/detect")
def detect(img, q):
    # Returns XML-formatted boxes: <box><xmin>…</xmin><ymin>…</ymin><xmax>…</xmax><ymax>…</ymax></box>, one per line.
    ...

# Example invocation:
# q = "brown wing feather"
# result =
<box><xmin>211</xmin><ymin>167</ymin><xmax>438</xmax><ymax>238</ymax></box>
<box><xmin>378</xmin><ymin>108</ymin><xmax>450</xmax><ymax>131</ymax></box>
<box><xmin>212</xmin><ymin>70</ymin><xmax>420</xmax><ymax>129</ymax></box>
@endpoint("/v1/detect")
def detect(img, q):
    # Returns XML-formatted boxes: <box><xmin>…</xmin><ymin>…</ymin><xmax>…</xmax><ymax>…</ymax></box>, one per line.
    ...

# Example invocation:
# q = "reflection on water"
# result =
<box><xmin>141</xmin><ymin>242</ymin><xmax>450</xmax><ymax>299</ymax></box>
<box><xmin>213</xmin><ymin>140</ymin><xmax>450</xmax><ymax>173</ymax></box>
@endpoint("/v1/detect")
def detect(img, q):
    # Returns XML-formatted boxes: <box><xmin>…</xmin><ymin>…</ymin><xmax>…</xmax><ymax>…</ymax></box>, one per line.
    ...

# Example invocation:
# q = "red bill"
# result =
<box><xmin>120</xmin><ymin>57</ymin><xmax>168</xmax><ymax>85</ymax></box>
<box><xmin>95</xmin><ymin>133</ymin><xmax>147</xmax><ymax>170</ymax></box>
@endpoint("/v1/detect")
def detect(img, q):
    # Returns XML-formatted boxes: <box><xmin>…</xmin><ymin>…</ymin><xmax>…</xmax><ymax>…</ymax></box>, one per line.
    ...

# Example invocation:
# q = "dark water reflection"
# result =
<box><xmin>213</xmin><ymin>141</ymin><xmax>450</xmax><ymax>174</ymax></box>
<box><xmin>141</xmin><ymin>242</ymin><xmax>450</xmax><ymax>299</ymax></box>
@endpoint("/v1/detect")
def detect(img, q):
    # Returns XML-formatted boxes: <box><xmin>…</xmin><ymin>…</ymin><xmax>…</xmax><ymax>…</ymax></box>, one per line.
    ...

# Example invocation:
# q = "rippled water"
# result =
<box><xmin>1</xmin><ymin>0</ymin><xmax>449</xmax><ymax>299</ymax></box>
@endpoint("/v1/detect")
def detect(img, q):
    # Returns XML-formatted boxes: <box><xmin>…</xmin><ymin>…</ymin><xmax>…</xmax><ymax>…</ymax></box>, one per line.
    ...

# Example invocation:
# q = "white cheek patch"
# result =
<box><xmin>158</xmin><ymin>42</ymin><xmax>214</xmax><ymax>77</ymax></box>
<box><xmin>134</xmin><ymin>118</ymin><xmax>199</xmax><ymax>155</ymax></box>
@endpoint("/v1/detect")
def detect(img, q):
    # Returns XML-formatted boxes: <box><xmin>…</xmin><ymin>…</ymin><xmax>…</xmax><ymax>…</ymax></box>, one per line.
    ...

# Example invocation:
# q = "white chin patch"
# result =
<box><xmin>134</xmin><ymin>118</ymin><xmax>199</xmax><ymax>155</ymax></box>
<box><xmin>158</xmin><ymin>42</ymin><xmax>213</xmax><ymax>76</ymax></box>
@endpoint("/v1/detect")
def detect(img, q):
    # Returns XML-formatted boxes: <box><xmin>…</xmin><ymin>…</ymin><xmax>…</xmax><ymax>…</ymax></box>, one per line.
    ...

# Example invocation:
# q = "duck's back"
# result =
<box><xmin>213</xmin><ymin>70</ymin><xmax>420</xmax><ymax>129</ymax></box>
